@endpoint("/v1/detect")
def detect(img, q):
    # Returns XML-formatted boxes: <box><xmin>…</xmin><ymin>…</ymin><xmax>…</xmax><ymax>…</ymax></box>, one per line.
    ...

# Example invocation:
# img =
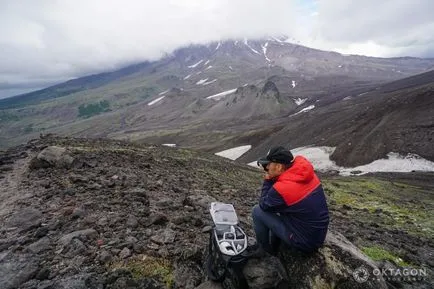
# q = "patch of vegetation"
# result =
<box><xmin>109</xmin><ymin>255</ymin><xmax>173</xmax><ymax>287</ymax></box>
<box><xmin>139</xmin><ymin>87</ymin><xmax>157</xmax><ymax>99</ymax></box>
<box><xmin>323</xmin><ymin>177</ymin><xmax>433</xmax><ymax>239</ymax></box>
<box><xmin>78</xmin><ymin>100</ymin><xmax>110</xmax><ymax>118</ymax></box>
<box><xmin>23</xmin><ymin>124</ymin><xmax>34</xmax><ymax>133</ymax></box>
<box><xmin>362</xmin><ymin>245</ymin><xmax>410</xmax><ymax>267</ymax></box>
<box><xmin>0</xmin><ymin>111</ymin><xmax>20</xmax><ymax>122</ymax></box>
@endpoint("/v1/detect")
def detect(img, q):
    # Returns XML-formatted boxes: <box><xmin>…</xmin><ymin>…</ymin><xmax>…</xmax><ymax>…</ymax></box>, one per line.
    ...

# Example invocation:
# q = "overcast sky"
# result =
<box><xmin>1</xmin><ymin>0</ymin><xmax>433</xmax><ymax>99</ymax></box>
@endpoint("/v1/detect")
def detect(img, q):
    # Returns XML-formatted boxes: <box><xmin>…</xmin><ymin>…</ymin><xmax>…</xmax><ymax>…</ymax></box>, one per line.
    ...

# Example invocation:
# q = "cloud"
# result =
<box><xmin>0</xmin><ymin>0</ymin><xmax>433</xmax><ymax>99</ymax></box>
<box><xmin>306</xmin><ymin>0</ymin><xmax>434</xmax><ymax>57</ymax></box>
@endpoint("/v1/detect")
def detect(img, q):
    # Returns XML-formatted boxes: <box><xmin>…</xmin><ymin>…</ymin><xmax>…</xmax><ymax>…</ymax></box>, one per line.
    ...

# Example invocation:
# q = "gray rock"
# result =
<box><xmin>126</xmin><ymin>236</ymin><xmax>138</xmax><ymax>244</ymax></box>
<box><xmin>162</xmin><ymin>228</ymin><xmax>176</xmax><ymax>244</ymax></box>
<box><xmin>69</xmin><ymin>174</ymin><xmax>89</xmax><ymax>183</ymax></box>
<box><xmin>98</xmin><ymin>250</ymin><xmax>113</xmax><ymax>263</ymax></box>
<box><xmin>34</xmin><ymin>226</ymin><xmax>49</xmax><ymax>238</ymax></box>
<box><xmin>172</xmin><ymin>215</ymin><xmax>191</xmax><ymax>225</ymax></box>
<box><xmin>6</xmin><ymin>207</ymin><xmax>42</xmax><ymax>232</ymax></box>
<box><xmin>27</xmin><ymin>236</ymin><xmax>51</xmax><ymax>254</ymax></box>
<box><xmin>0</xmin><ymin>253</ymin><xmax>39</xmax><ymax>289</ymax></box>
<box><xmin>186</xmin><ymin>194</ymin><xmax>217</xmax><ymax>209</ymax></box>
<box><xmin>144</xmin><ymin>229</ymin><xmax>153</xmax><ymax>237</ymax></box>
<box><xmin>149</xmin><ymin>213</ymin><xmax>168</xmax><ymax>225</ymax></box>
<box><xmin>0</xmin><ymin>238</ymin><xmax>16</xmax><ymax>251</ymax></box>
<box><xmin>58</xmin><ymin>228</ymin><xmax>98</xmax><ymax>246</ymax></box>
<box><xmin>119</xmin><ymin>247</ymin><xmax>131</xmax><ymax>259</ymax></box>
<box><xmin>243</xmin><ymin>254</ymin><xmax>288</xmax><ymax>289</ymax></box>
<box><xmin>155</xmin><ymin>197</ymin><xmax>174</xmax><ymax>208</ymax></box>
<box><xmin>195</xmin><ymin>281</ymin><xmax>223</xmax><ymax>289</ymax></box>
<box><xmin>202</xmin><ymin>225</ymin><xmax>212</xmax><ymax>233</ymax></box>
<box><xmin>151</xmin><ymin>228</ymin><xmax>176</xmax><ymax>245</ymax></box>
<box><xmin>126</xmin><ymin>214</ymin><xmax>138</xmax><ymax>228</ymax></box>
<box><xmin>278</xmin><ymin>230</ymin><xmax>388</xmax><ymax>289</ymax></box>
<box><xmin>52</xmin><ymin>273</ymin><xmax>103</xmax><ymax>289</ymax></box>
<box><xmin>173</xmin><ymin>261</ymin><xmax>203</xmax><ymax>289</ymax></box>
<box><xmin>35</xmin><ymin>267</ymin><xmax>51</xmax><ymax>280</ymax></box>
<box><xmin>72</xmin><ymin>207</ymin><xmax>87</xmax><ymax>219</ymax></box>
<box><xmin>88</xmin><ymin>182</ymin><xmax>102</xmax><ymax>190</ymax></box>
<box><xmin>65</xmin><ymin>238</ymin><xmax>87</xmax><ymax>257</ymax></box>
<box><xmin>35</xmin><ymin>146</ymin><xmax>74</xmax><ymax>169</ymax></box>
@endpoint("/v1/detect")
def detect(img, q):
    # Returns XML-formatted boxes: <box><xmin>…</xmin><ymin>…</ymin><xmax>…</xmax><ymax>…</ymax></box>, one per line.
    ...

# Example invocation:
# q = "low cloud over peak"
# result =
<box><xmin>1</xmin><ymin>0</ymin><xmax>433</xmax><ymax>98</ymax></box>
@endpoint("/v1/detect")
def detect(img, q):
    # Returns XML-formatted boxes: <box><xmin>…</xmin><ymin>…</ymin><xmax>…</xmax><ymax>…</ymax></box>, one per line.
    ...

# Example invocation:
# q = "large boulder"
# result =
<box><xmin>278</xmin><ymin>230</ymin><xmax>388</xmax><ymax>289</ymax></box>
<box><xmin>195</xmin><ymin>230</ymin><xmax>387</xmax><ymax>289</ymax></box>
<box><xmin>0</xmin><ymin>252</ymin><xmax>40</xmax><ymax>289</ymax></box>
<box><xmin>30</xmin><ymin>146</ymin><xmax>74</xmax><ymax>169</ymax></box>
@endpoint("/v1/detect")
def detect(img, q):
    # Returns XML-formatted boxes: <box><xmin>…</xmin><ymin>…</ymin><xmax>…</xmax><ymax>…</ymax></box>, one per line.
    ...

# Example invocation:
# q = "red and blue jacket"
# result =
<box><xmin>259</xmin><ymin>156</ymin><xmax>329</xmax><ymax>252</ymax></box>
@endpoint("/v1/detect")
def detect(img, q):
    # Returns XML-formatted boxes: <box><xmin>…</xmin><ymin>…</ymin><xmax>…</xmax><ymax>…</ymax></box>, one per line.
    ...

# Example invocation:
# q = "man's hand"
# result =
<box><xmin>264</xmin><ymin>172</ymin><xmax>273</xmax><ymax>180</ymax></box>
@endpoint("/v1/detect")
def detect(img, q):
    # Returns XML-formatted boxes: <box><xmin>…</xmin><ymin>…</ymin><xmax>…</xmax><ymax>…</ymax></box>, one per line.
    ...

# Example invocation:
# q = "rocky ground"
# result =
<box><xmin>0</xmin><ymin>136</ymin><xmax>432</xmax><ymax>288</ymax></box>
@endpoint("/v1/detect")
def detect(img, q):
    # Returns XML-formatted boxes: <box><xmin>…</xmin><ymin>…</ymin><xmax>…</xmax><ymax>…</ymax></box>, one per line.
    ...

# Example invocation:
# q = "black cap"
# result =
<box><xmin>257</xmin><ymin>146</ymin><xmax>294</xmax><ymax>166</ymax></box>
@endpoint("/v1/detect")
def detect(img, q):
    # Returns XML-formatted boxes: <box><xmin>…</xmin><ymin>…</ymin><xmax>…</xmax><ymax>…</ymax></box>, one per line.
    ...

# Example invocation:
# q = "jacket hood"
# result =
<box><xmin>278</xmin><ymin>156</ymin><xmax>314</xmax><ymax>183</ymax></box>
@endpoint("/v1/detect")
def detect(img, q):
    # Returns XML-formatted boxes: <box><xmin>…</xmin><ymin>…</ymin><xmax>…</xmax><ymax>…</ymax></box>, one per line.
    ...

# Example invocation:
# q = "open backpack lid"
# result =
<box><xmin>209</xmin><ymin>202</ymin><xmax>239</xmax><ymax>226</ymax></box>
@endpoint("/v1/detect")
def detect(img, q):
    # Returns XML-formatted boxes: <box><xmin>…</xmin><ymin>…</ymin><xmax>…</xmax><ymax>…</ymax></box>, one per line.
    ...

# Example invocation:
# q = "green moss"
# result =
<box><xmin>78</xmin><ymin>100</ymin><xmax>110</xmax><ymax>118</ymax></box>
<box><xmin>109</xmin><ymin>256</ymin><xmax>174</xmax><ymax>288</ymax></box>
<box><xmin>0</xmin><ymin>111</ymin><xmax>20</xmax><ymax>122</ymax></box>
<box><xmin>322</xmin><ymin>177</ymin><xmax>433</xmax><ymax>239</ymax></box>
<box><xmin>362</xmin><ymin>246</ymin><xmax>410</xmax><ymax>267</ymax></box>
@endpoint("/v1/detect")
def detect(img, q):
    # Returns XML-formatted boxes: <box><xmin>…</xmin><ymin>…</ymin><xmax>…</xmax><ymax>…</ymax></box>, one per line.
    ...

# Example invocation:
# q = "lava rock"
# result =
<box><xmin>5</xmin><ymin>207</ymin><xmax>42</xmax><ymax>233</ymax></box>
<box><xmin>26</xmin><ymin>237</ymin><xmax>51</xmax><ymax>254</ymax></box>
<box><xmin>126</xmin><ymin>215</ymin><xmax>139</xmax><ymax>228</ymax></box>
<box><xmin>278</xmin><ymin>230</ymin><xmax>388</xmax><ymax>289</ymax></box>
<box><xmin>31</xmin><ymin>146</ymin><xmax>74</xmax><ymax>169</ymax></box>
<box><xmin>0</xmin><ymin>253</ymin><xmax>40</xmax><ymax>289</ymax></box>
<box><xmin>58</xmin><ymin>228</ymin><xmax>98</xmax><ymax>247</ymax></box>
<box><xmin>119</xmin><ymin>247</ymin><xmax>131</xmax><ymax>259</ymax></box>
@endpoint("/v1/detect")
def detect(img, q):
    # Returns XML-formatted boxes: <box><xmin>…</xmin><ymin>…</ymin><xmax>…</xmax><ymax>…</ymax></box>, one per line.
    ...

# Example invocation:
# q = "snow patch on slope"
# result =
<box><xmin>290</xmin><ymin>105</ymin><xmax>315</xmax><ymax>116</ymax></box>
<box><xmin>188</xmin><ymin>60</ymin><xmax>203</xmax><ymax>68</ymax></box>
<box><xmin>147</xmin><ymin>96</ymin><xmax>166</xmax><ymax>106</ymax></box>
<box><xmin>340</xmin><ymin>153</ymin><xmax>434</xmax><ymax>176</ymax></box>
<box><xmin>261</xmin><ymin>42</ymin><xmax>271</xmax><ymax>62</ymax></box>
<box><xmin>294</xmin><ymin>98</ymin><xmax>307</xmax><ymax>106</ymax></box>
<box><xmin>215</xmin><ymin>145</ymin><xmax>252</xmax><ymax>160</ymax></box>
<box><xmin>158</xmin><ymin>89</ymin><xmax>170</xmax><ymax>96</ymax></box>
<box><xmin>244</xmin><ymin>39</ymin><xmax>260</xmax><ymax>55</ymax></box>
<box><xmin>206</xmin><ymin>89</ymin><xmax>237</xmax><ymax>100</ymax></box>
<box><xmin>196</xmin><ymin>78</ymin><xmax>209</xmax><ymax>85</ymax></box>
<box><xmin>201</xmin><ymin>79</ymin><xmax>217</xmax><ymax>86</ymax></box>
<box><xmin>248</xmin><ymin>146</ymin><xmax>434</xmax><ymax>175</ymax></box>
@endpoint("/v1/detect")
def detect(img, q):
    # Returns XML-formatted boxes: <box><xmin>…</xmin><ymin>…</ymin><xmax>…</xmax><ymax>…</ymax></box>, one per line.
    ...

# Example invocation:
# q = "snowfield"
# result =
<box><xmin>215</xmin><ymin>145</ymin><xmax>252</xmax><ymax>160</ymax></box>
<box><xmin>246</xmin><ymin>146</ymin><xmax>434</xmax><ymax>175</ymax></box>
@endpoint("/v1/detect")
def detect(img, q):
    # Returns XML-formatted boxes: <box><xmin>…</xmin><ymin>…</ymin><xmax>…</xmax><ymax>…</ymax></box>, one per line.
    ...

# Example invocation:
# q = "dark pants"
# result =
<box><xmin>252</xmin><ymin>204</ymin><xmax>291</xmax><ymax>254</ymax></box>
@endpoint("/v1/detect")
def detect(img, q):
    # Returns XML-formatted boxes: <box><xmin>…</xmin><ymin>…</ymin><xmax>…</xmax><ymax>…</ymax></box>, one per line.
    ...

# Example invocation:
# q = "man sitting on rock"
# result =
<box><xmin>252</xmin><ymin>146</ymin><xmax>329</xmax><ymax>255</ymax></box>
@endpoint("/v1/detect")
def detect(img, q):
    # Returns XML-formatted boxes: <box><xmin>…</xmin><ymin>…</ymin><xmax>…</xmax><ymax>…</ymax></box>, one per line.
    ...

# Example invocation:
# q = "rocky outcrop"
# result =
<box><xmin>260</xmin><ymin>81</ymin><xmax>280</xmax><ymax>101</ymax></box>
<box><xmin>29</xmin><ymin>146</ymin><xmax>74</xmax><ymax>169</ymax></box>
<box><xmin>278</xmin><ymin>231</ymin><xmax>388</xmax><ymax>289</ymax></box>
<box><xmin>195</xmin><ymin>231</ymin><xmax>387</xmax><ymax>289</ymax></box>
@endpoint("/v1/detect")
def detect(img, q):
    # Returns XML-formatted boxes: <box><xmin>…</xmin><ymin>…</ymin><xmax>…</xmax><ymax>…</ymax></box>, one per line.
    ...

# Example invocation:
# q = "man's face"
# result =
<box><xmin>266</xmin><ymin>162</ymin><xmax>285</xmax><ymax>178</ymax></box>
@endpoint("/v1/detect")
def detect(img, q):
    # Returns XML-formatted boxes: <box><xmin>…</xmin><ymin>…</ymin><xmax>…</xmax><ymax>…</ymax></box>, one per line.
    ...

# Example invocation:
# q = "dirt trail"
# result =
<box><xmin>0</xmin><ymin>153</ymin><xmax>33</xmax><ymax>219</ymax></box>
